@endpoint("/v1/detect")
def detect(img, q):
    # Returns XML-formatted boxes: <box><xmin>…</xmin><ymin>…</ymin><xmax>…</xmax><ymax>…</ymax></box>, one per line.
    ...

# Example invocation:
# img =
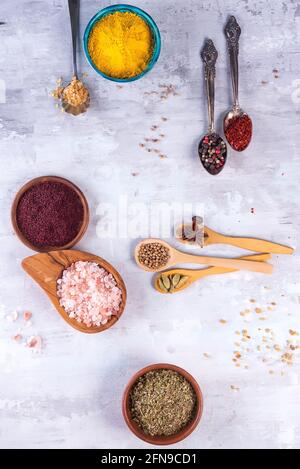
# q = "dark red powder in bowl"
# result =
<box><xmin>16</xmin><ymin>181</ymin><xmax>84</xmax><ymax>248</ymax></box>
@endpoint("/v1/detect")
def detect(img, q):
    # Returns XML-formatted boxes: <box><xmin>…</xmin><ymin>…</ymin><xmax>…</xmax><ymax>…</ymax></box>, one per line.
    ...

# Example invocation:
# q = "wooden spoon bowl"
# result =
<box><xmin>11</xmin><ymin>176</ymin><xmax>90</xmax><ymax>253</ymax></box>
<box><xmin>135</xmin><ymin>239</ymin><xmax>177</xmax><ymax>273</ymax></box>
<box><xmin>22</xmin><ymin>250</ymin><xmax>127</xmax><ymax>334</ymax></box>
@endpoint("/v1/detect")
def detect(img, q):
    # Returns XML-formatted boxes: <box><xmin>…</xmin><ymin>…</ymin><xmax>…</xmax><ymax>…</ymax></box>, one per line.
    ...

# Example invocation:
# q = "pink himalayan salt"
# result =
<box><xmin>12</xmin><ymin>333</ymin><xmax>23</xmax><ymax>342</ymax></box>
<box><xmin>57</xmin><ymin>261</ymin><xmax>122</xmax><ymax>328</ymax></box>
<box><xmin>26</xmin><ymin>335</ymin><xmax>42</xmax><ymax>350</ymax></box>
<box><xmin>23</xmin><ymin>311</ymin><xmax>32</xmax><ymax>321</ymax></box>
<box><xmin>6</xmin><ymin>311</ymin><xmax>18</xmax><ymax>322</ymax></box>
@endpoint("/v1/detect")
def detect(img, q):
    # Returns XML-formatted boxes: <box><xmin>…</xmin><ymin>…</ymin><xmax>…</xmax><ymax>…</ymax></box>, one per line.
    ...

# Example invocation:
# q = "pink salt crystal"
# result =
<box><xmin>23</xmin><ymin>311</ymin><xmax>32</xmax><ymax>321</ymax></box>
<box><xmin>57</xmin><ymin>261</ymin><xmax>122</xmax><ymax>327</ymax></box>
<box><xmin>26</xmin><ymin>336</ymin><xmax>42</xmax><ymax>350</ymax></box>
<box><xmin>12</xmin><ymin>334</ymin><xmax>22</xmax><ymax>342</ymax></box>
<box><xmin>6</xmin><ymin>311</ymin><xmax>18</xmax><ymax>322</ymax></box>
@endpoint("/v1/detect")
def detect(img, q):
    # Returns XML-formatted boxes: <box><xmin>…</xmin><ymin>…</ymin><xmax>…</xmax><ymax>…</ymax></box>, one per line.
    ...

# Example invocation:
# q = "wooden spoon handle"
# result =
<box><xmin>175</xmin><ymin>251</ymin><xmax>273</xmax><ymax>274</ymax></box>
<box><xmin>216</xmin><ymin>235</ymin><xmax>294</xmax><ymax>255</ymax></box>
<box><xmin>192</xmin><ymin>253</ymin><xmax>271</xmax><ymax>280</ymax></box>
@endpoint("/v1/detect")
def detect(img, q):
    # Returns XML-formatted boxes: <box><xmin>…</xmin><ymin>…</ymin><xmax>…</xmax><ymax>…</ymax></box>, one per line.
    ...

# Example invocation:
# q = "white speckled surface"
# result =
<box><xmin>0</xmin><ymin>0</ymin><xmax>300</xmax><ymax>449</ymax></box>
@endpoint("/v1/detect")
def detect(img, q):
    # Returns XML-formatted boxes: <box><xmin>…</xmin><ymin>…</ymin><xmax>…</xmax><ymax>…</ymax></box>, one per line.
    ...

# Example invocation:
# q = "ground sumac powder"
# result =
<box><xmin>16</xmin><ymin>181</ymin><xmax>84</xmax><ymax>248</ymax></box>
<box><xmin>224</xmin><ymin>114</ymin><xmax>252</xmax><ymax>152</ymax></box>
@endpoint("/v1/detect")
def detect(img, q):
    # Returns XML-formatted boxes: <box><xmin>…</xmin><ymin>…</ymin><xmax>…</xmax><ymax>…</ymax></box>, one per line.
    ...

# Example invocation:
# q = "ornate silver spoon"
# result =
<box><xmin>62</xmin><ymin>0</ymin><xmax>90</xmax><ymax>116</ymax></box>
<box><xmin>198</xmin><ymin>39</ymin><xmax>227</xmax><ymax>175</ymax></box>
<box><xmin>224</xmin><ymin>16</ymin><xmax>252</xmax><ymax>151</ymax></box>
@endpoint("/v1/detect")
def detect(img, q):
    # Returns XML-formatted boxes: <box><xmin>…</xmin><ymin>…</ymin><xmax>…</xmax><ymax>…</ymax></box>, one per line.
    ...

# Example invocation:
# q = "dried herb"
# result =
<box><xmin>130</xmin><ymin>369</ymin><xmax>197</xmax><ymax>437</ymax></box>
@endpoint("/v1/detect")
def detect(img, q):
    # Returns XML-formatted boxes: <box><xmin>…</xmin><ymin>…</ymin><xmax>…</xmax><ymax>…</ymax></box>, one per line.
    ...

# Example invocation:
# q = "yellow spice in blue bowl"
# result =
<box><xmin>84</xmin><ymin>5</ymin><xmax>161</xmax><ymax>82</ymax></box>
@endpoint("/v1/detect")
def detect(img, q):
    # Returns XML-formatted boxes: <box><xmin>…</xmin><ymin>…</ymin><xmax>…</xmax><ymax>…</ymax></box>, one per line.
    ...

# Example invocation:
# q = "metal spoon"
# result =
<box><xmin>62</xmin><ymin>0</ymin><xmax>90</xmax><ymax>116</ymax></box>
<box><xmin>198</xmin><ymin>39</ymin><xmax>227</xmax><ymax>175</ymax></box>
<box><xmin>135</xmin><ymin>239</ymin><xmax>273</xmax><ymax>274</ymax></box>
<box><xmin>224</xmin><ymin>16</ymin><xmax>252</xmax><ymax>151</ymax></box>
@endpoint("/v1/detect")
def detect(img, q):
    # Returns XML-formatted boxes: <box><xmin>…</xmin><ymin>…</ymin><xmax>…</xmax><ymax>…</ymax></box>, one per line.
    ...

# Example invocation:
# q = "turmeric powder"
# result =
<box><xmin>88</xmin><ymin>11</ymin><xmax>154</xmax><ymax>80</ymax></box>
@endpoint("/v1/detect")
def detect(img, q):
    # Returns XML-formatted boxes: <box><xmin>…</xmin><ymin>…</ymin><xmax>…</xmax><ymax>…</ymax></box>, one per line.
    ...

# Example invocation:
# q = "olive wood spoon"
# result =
<box><xmin>155</xmin><ymin>253</ymin><xmax>271</xmax><ymax>294</ymax></box>
<box><xmin>22</xmin><ymin>250</ymin><xmax>127</xmax><ymax>334</ymax></box>
<box><xmin>135</xmin><ymin>239</ymin><xmax>273</xmax><ymax>274</ymax></box>
<box><xmin>176</xmin><ymin>224</ymin><xmax>294</xmax><ymax>255</ymax></box>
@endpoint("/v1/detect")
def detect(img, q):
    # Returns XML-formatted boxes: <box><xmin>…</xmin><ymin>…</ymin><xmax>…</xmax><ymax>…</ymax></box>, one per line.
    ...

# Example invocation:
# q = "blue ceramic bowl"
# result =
<box><xmin>83</xmin><ymin>4</ymin><xmax>161</xmax><ymax>83</ymax></box>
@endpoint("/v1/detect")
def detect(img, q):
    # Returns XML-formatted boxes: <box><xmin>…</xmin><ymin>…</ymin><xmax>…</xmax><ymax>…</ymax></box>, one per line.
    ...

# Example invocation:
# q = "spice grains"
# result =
<box><xmin>62</xmin><ymin>76</ymin><xmax>89</xmax><ymax>107</ymax></box>
<box><xmin>57</xmin><ymin>261</ymin><xmax>122</xmax><ymax>327</ymax></box>
<box><xmin>16</xmin><ymin>181</ymin><xmax>84</xmax><ymax>248</ymax></box>
<box><xmin>138</xmin><ymin>242</ymin><xmax>170</xmax><ymax>270</ymax></box>
<box><xmin>199</xmin><ymin>133</ymin><xmax>227</xmax><ymax>175</ymax></box>
<box><xmin>130</xmin><ymin>369</ymin><xmax>197</xmax><ymax>437</ymax></box>
<box><xmin>88</xmin><ymin>11</ymin><xmax>153</xmax><ymax>79</ymax></box>
<box><xmin>225</xmin><ymin>114</ymin><xmax>252</xmax><ymax>152</ymax></box>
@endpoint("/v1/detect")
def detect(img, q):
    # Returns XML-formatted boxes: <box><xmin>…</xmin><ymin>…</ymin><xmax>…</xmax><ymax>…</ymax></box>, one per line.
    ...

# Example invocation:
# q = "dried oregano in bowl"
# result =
<box><xmin>129</xmin><ymin>369</ymin><xmax>197</xmax><ymax>437</ymax></box>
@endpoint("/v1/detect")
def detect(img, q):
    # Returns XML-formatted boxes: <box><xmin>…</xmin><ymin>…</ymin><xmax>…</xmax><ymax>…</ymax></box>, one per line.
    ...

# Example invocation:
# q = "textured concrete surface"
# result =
<box><xmin>0</xmin><ymin>0</ymin><xmax>300</xmax><ymax>449</ymax></box>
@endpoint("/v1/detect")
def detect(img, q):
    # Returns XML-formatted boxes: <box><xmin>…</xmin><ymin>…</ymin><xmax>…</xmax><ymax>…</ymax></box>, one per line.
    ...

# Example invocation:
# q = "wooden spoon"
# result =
<box><xmin>22</xmin><ymin>250</ymin><xmax>127</xmax><ymax>334</ymax></box>
<box><xmin>176</xmin><ymin>224</ymin><xmax>294</xmax><ymax>255</ymax></box>
<box><xmin>135</xmin><ymin>239</ymin><xmax>273</xmax><ymax>274</ymax></box>
<box><xmin>155</xmin><ymin>253</ymin><xmax>271</xmax><ymax>294</ymax></box>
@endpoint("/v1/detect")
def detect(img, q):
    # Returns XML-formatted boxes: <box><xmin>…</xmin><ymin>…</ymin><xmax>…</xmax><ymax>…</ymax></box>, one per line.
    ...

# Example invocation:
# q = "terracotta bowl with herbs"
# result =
<box><xmin>11</xmin><ymin>176</ymin><xmax>89</xmax><ymax>253</ymax></box>
<box><xmin>122</xmin><ymin>363</ymin><xmax>203</xmax><ymax>445</ymax></box>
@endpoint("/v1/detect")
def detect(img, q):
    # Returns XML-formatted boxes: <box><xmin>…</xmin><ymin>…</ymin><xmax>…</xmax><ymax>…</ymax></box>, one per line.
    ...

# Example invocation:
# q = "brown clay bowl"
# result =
<box><xmin>122</xmin><ymin>363</ymin><xmax>203</xmax><ymax>445</ymax></box>
<box><xmin>11</xmin><ymin>176</ymin><xmax>90</xmax><ymax>253</ymax></box>
<box><xmin>22</xmin><ymin>249</ymin><xmax>127</xmax><ymax>334</ymax></box>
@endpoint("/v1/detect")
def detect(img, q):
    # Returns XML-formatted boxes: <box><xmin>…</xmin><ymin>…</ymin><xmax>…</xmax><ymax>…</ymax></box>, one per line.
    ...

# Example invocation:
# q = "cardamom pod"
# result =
<box><xmin>172</xmin><ymin>274</ymin><xmax>181</xmax><ymax>287</ymax></box>
<box><xmin>161</xmin><ymin>275</ymin><xmax>171</xmax><ymax>290</ymax></box>
<box><xmin>158</xmin><ymin>277</ymin><xmax>168</xmax><ymax>292</ymax></box>
<box><xmin>176</xmin><ymin>275</ymin><xmax>190</xmax><ymax>289</ymax></box>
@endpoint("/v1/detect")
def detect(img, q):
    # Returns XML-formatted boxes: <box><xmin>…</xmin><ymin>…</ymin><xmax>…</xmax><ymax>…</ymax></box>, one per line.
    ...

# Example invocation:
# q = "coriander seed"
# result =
<box><xmin>138</xmin><ymin>242</ymin><xmax>170</xmax><ymax>270</ymax></box>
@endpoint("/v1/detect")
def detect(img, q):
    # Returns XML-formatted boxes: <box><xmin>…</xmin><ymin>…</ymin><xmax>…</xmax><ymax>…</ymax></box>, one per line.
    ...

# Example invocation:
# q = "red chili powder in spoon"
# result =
<box><xmin>225</xmin><ymin>114</ymin><xmax>252</xmax><ymax>152</ymax></box>
<box><xmin>16</xmin><ymin>181</ymin><xmax>84</xmax><ymax>248</ymax></box>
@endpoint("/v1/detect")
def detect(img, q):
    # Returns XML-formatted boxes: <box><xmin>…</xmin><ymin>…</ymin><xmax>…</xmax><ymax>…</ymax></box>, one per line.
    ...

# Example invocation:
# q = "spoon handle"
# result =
<box><xmin>68</xmin><ymin>0</ymin><xmax>79</xmax><ymax>77</ymax></box>
<box><xmin>201</xmin><ymin>39</ymin><xmax>218</xmax><ymax>134</ymax></box>
<box><xmin>225</xmin><ymin>16</ymin><xmax>241</xmax><ymax>110</ymax></box>
<box><xmin>193</xmin><ymin>253</ymin><xmax>272</xmax><ymax>279</ymax></box>
<box><xmin>215</xmin><ymin>234</ymin><xmax>294</xmax><ymax>255</ymax></box>
<box><xmin>174</xmin><ymin>250</ymin><xmax>273</xmax><ymax>274</ymax></box>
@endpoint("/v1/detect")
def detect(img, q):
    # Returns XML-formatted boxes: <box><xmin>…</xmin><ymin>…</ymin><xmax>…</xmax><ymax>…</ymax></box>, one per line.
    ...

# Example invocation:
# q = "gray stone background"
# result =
<box><xmin>0</xmin><ymin>0</ymin><xmax>300</xmax><ymax>449</ymax></box>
